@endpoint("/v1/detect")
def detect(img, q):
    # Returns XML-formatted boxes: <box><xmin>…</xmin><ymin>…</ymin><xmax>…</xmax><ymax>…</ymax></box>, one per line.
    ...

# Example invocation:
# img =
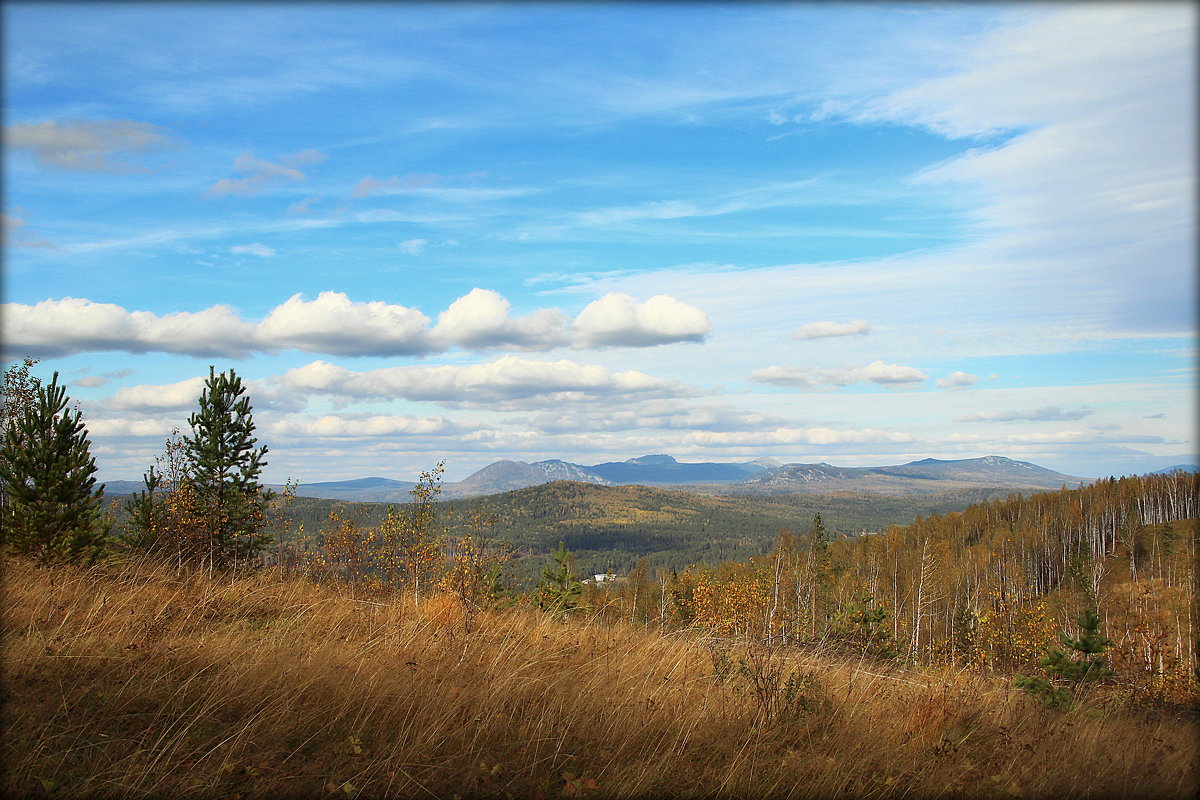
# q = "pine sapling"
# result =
<box><xmin>1015</xmin><ymin>607</ymin><xmax>1112</xmax><ymax>710</ymax></box>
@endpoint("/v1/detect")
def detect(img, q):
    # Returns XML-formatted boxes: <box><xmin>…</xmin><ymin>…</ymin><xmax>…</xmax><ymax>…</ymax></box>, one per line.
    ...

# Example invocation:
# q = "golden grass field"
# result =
<box><xmin>3</xmin><ymin>555</ymin><xmax>1195</xmax><ymax>799</ymax></box>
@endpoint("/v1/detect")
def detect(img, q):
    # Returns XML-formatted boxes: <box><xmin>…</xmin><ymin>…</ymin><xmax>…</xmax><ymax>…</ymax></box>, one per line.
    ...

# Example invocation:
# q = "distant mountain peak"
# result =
<box><xmin>744</xmin><ymin>457</ymin><xmax>782</xmax><ymax>468</ymax></box>
<box><xmin>625</xmin><ymin>454</ymin><xmax>677</xmax><ymax>465</ymax></box>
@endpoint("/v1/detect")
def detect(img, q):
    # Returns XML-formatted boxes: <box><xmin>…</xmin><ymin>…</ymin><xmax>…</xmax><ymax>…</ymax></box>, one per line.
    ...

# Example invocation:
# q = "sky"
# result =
<box><xmin>3</xmin><ymin>1</ymin><xmax>1195</xmax><ymax>485</ymax></box>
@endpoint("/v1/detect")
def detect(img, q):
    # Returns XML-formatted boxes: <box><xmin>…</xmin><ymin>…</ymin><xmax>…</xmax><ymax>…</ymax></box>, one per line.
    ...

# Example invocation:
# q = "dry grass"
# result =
<box><xmin>3</xmin><ymin>555</ymin><xmax>1195</xmax><ymax>799</ymax></box>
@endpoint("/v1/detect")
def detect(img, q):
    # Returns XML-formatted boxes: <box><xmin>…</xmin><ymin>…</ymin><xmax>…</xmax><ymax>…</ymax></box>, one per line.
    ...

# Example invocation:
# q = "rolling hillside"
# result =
<box><xmin>277</xmin><ymin>481</ymin><xmax>1027</xmax><ymax>582</ymax></box>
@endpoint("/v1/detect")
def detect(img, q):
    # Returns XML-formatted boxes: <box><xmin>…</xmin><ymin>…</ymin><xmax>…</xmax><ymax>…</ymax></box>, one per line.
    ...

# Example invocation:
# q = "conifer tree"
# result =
<box><xmin>0</xmin><ymin>372</ymin><xmax>108</xmax><ymax>562</ymax></box>
<box><xmin>536</xmin><ymin>541</ymin><xmax>583</xmax><ymax>612</ymax></box>
<box><xmin>183</xmin><ymin>367</ymin><xmax>270</xmax><ymax>568</ymax></box>
<box><xmin>1015</xmin><ymin>607</ymin><xmax>1112</xmax><ymax>709</ymax></box>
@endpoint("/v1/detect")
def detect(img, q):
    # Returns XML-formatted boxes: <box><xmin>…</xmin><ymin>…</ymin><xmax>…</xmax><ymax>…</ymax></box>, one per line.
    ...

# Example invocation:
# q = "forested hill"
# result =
<box><xmin>278</xmin><ymin>481</ymin><xmax>1031</xmax><ymax>579</ymax></box>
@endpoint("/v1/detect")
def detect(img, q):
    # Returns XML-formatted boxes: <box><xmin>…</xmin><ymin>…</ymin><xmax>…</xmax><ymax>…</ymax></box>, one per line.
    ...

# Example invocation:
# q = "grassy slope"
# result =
<box><xmin>4</xmin><ymin>555</ymin><xmax>1195</xmax><ymax>800</ymax></box>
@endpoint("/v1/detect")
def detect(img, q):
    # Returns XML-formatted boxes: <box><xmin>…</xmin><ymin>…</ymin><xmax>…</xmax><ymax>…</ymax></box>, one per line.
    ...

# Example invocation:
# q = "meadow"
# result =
<box><xmin>4</xmin><ymin>553</ymin><xmax>1195</xmax><ymax>800</ymax></box>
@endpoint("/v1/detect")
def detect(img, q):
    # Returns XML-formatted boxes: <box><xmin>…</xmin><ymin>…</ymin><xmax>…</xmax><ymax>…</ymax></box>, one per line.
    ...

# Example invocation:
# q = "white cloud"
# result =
<box><xmin>4</xmin><ymin>289</ymin><xmax>712</xmax><ymax>359</ymax></box>
<box><xmin>431</xmin><ymin>288</ymin><xmax>570</xmax><ymax>351</ymax></box>
<box><xmin>794</xmin><ymin>319</ymin><xmax>870</xmax><ymax>340</ymax></box>
<box><xmin>750</xmin><ymin>360</ymin><xmax>927</xmax><ymax>390</ymax></box>
<box><xmin>106</xmin><ymin>376</ymin><xmax>207</xmax><ymax>411</ymax></box>
<box><xmin>230</xmin><ymin>243</ymin><xmax>276</xmax><ymax>258</ymax></box>
<box><xmin>1</xmin><ymin>297</ymin><xmax>258</xmax><ymax>359</ymax></box>
<box><xmin>206</xmin><ymin>150</ymin><xmax>324</xmax><ymax>197</ymax></box>
<box><xmin>84</xmin><ymin>417</ymin><xmax>183</xmax><ymax>438</ymax></box>
<box><xmin>74</xmin><ymin>376</ymin><xmax>108</xmax><ymax>388</ymax></box>
<box><xmin>278</xmin><ymin>356</ymin><xmax>694</xmax><ymax>409</ymax></box>
<box><xmin>572</xmin><ymin>293</ymin><xmax>710</xmax><ymax>348</ymax></box>
<box><xmin>6</xmin><ymin>118</ymin><xmax>174</xmax><ymax>172</ymax></box>
<box><xmin>268</xmin><ymin>413</ymin><xmax>470</xmax><ymax>439</ymax></box>
<box><xmin>936</xmin><ymin>371</ymin><xmax>978</xmax><ymax>389</ymax></box>
<box><xmin>956</xmin><ymin>406</ymin><xmax>1095</xmax><ymax>423</ymax></box>
<box><xmin>397</xmin><ymin>238</ymin><xmax>427</xmax><ymax>255</ymax></box>
<box><xmin>256</xmin><ymin>291</ymin><xmax>434</xmax><ymax>357</ymax></box>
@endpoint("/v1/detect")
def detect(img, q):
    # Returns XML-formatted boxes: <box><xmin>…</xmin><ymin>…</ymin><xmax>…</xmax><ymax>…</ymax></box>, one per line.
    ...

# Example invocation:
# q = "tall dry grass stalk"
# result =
<box><xmin>3</xmin><ymin>555</ymin><xmax>1195</xmax><ymax>799</ymax></box>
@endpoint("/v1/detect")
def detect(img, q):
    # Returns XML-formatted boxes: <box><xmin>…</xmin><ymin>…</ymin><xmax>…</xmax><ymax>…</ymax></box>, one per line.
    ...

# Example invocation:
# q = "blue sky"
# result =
<box><xmin>4</xmin><ymin>2</ymin><xmax>1195</xmax><ymax>484</ymax></box>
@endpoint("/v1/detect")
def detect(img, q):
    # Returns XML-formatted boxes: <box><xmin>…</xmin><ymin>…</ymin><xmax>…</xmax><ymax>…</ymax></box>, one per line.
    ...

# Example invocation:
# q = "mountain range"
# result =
<box><xmin>101</xmin><ymin>454</ymin><xmax>1091</xmax><ymax>501</ymax></box>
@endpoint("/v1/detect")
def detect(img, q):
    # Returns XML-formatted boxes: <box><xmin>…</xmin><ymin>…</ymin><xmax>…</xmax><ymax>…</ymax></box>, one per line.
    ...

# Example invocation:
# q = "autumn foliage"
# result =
<box><xmin>652</xmin><ymin>472</ymin><xmax>1198</xmax><ymax>709</ymax></box>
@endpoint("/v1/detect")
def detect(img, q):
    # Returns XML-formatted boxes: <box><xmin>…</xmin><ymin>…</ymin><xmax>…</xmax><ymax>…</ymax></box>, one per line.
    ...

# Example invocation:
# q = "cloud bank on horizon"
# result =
<box><xmin>3</xmin><ymin>3</ymin><xmax>1194</xmax><ymax>483</ymax></box>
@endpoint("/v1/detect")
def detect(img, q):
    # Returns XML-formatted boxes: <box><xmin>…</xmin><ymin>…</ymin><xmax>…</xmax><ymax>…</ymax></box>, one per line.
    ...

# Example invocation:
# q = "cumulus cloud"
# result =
<box><xmin>230</xmin><ymin>243</ymin><xmax>276</xmax><ymax>258</ymax></box>
<box><xmin>431</xmin><ymin>288</ymin><xmax>570</xmax><ymax>351</ymax></box>
<box><xmin>750</xmin><ymin>360</ymin><xmax>927</xmax><ymax>390</ymax></box>
<box><xmin>936</xmin><ymin>371</ymin><xmax>978</xmax><ymax>389</ymax></box>
<box><xmin>106</xmin><ymin>376</ymin><xmax>208</xmax><ymax>411</ymax></box>
<box><xmin>257</xmin><ymin>292</ymin><xmax>434</xmax><ymax>357</ymax></box>
<box><xmin>278</xmin><ymin>356</ymin><xmax>693</xmax><ymax>409</ymax></box>
<box><xmin>84</xmin><ymin>417</ymin><xmax>183</xmax><ymax>438</ymax></box>
<box><xmin>5</xmin><ymin>118</ymin><xmax>174</xmax><ymax>172</ymax></box>
<box><xmin>206</xmin><ymin>150</ymin><xmax>324</xmax><ymax>197</ymax></box>
<box><xmin>794</xmin><ymin>319</ymin><xmax>870</xmax><ymax>340</ymax></box>
<box><xmin>572</xmin><ymin>293</ymin><xmax>710</xmax><ymax>348</ymax></box>
<box><xmin>2</xmin><ymin>297</ymin><xmax>258</xmax><ymax>359</ymax></box>
<box><xmin>6</xmin><ymin>290</ymin><xmax>712</xmax><ymax>358</ymax></box>
<box><xmin>956</xmin><ymin>406</ymin><xmax>1095</xmax><ymax>423</ymax></box>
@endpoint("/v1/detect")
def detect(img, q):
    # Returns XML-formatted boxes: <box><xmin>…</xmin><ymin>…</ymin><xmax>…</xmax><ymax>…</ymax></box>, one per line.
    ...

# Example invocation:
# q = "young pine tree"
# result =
<box><xmin>0</xmin><ymin>372</ymin><xmax>108</xmax><ymax>562</ymax></box>
<box><xmin>537</xmin><ymin>541</ymin><xmax>583</xmax><ymax>613</ymax></box>
<box><xmin>183</xmin><ymin>367</ymin><xmax>270</xmax><ymax>569</ymax></box>
<box><xmin>1015</xmin><ymin>607</ymin><xmax>1113</xmax><ymax>710</ymax></box>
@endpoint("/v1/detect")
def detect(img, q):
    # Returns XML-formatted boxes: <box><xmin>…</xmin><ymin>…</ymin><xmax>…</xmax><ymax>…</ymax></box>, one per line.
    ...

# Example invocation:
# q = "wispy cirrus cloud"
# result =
<box><xmin>956</xmin><ymin>406</ymin><xmax>1094</xmax><ymax>423</ymax></box>
<box><xmin>230</xmin><ymin>242</ymin><xmax>276</xmax><ymax>257</ymax></box>
<box><xmin>205</xmin><ymin>149</ymin><xmax>325</xmax><ymax>197</ymax></box>
<box><xmin>2</xmin><ymin>211</ymin><xmax>57</xmax><ymax>249</ymax></box>
<box><xmin>5</xmin><ymin>118</ymin><xmax>175</xmax><ymax>173</ymax></box>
